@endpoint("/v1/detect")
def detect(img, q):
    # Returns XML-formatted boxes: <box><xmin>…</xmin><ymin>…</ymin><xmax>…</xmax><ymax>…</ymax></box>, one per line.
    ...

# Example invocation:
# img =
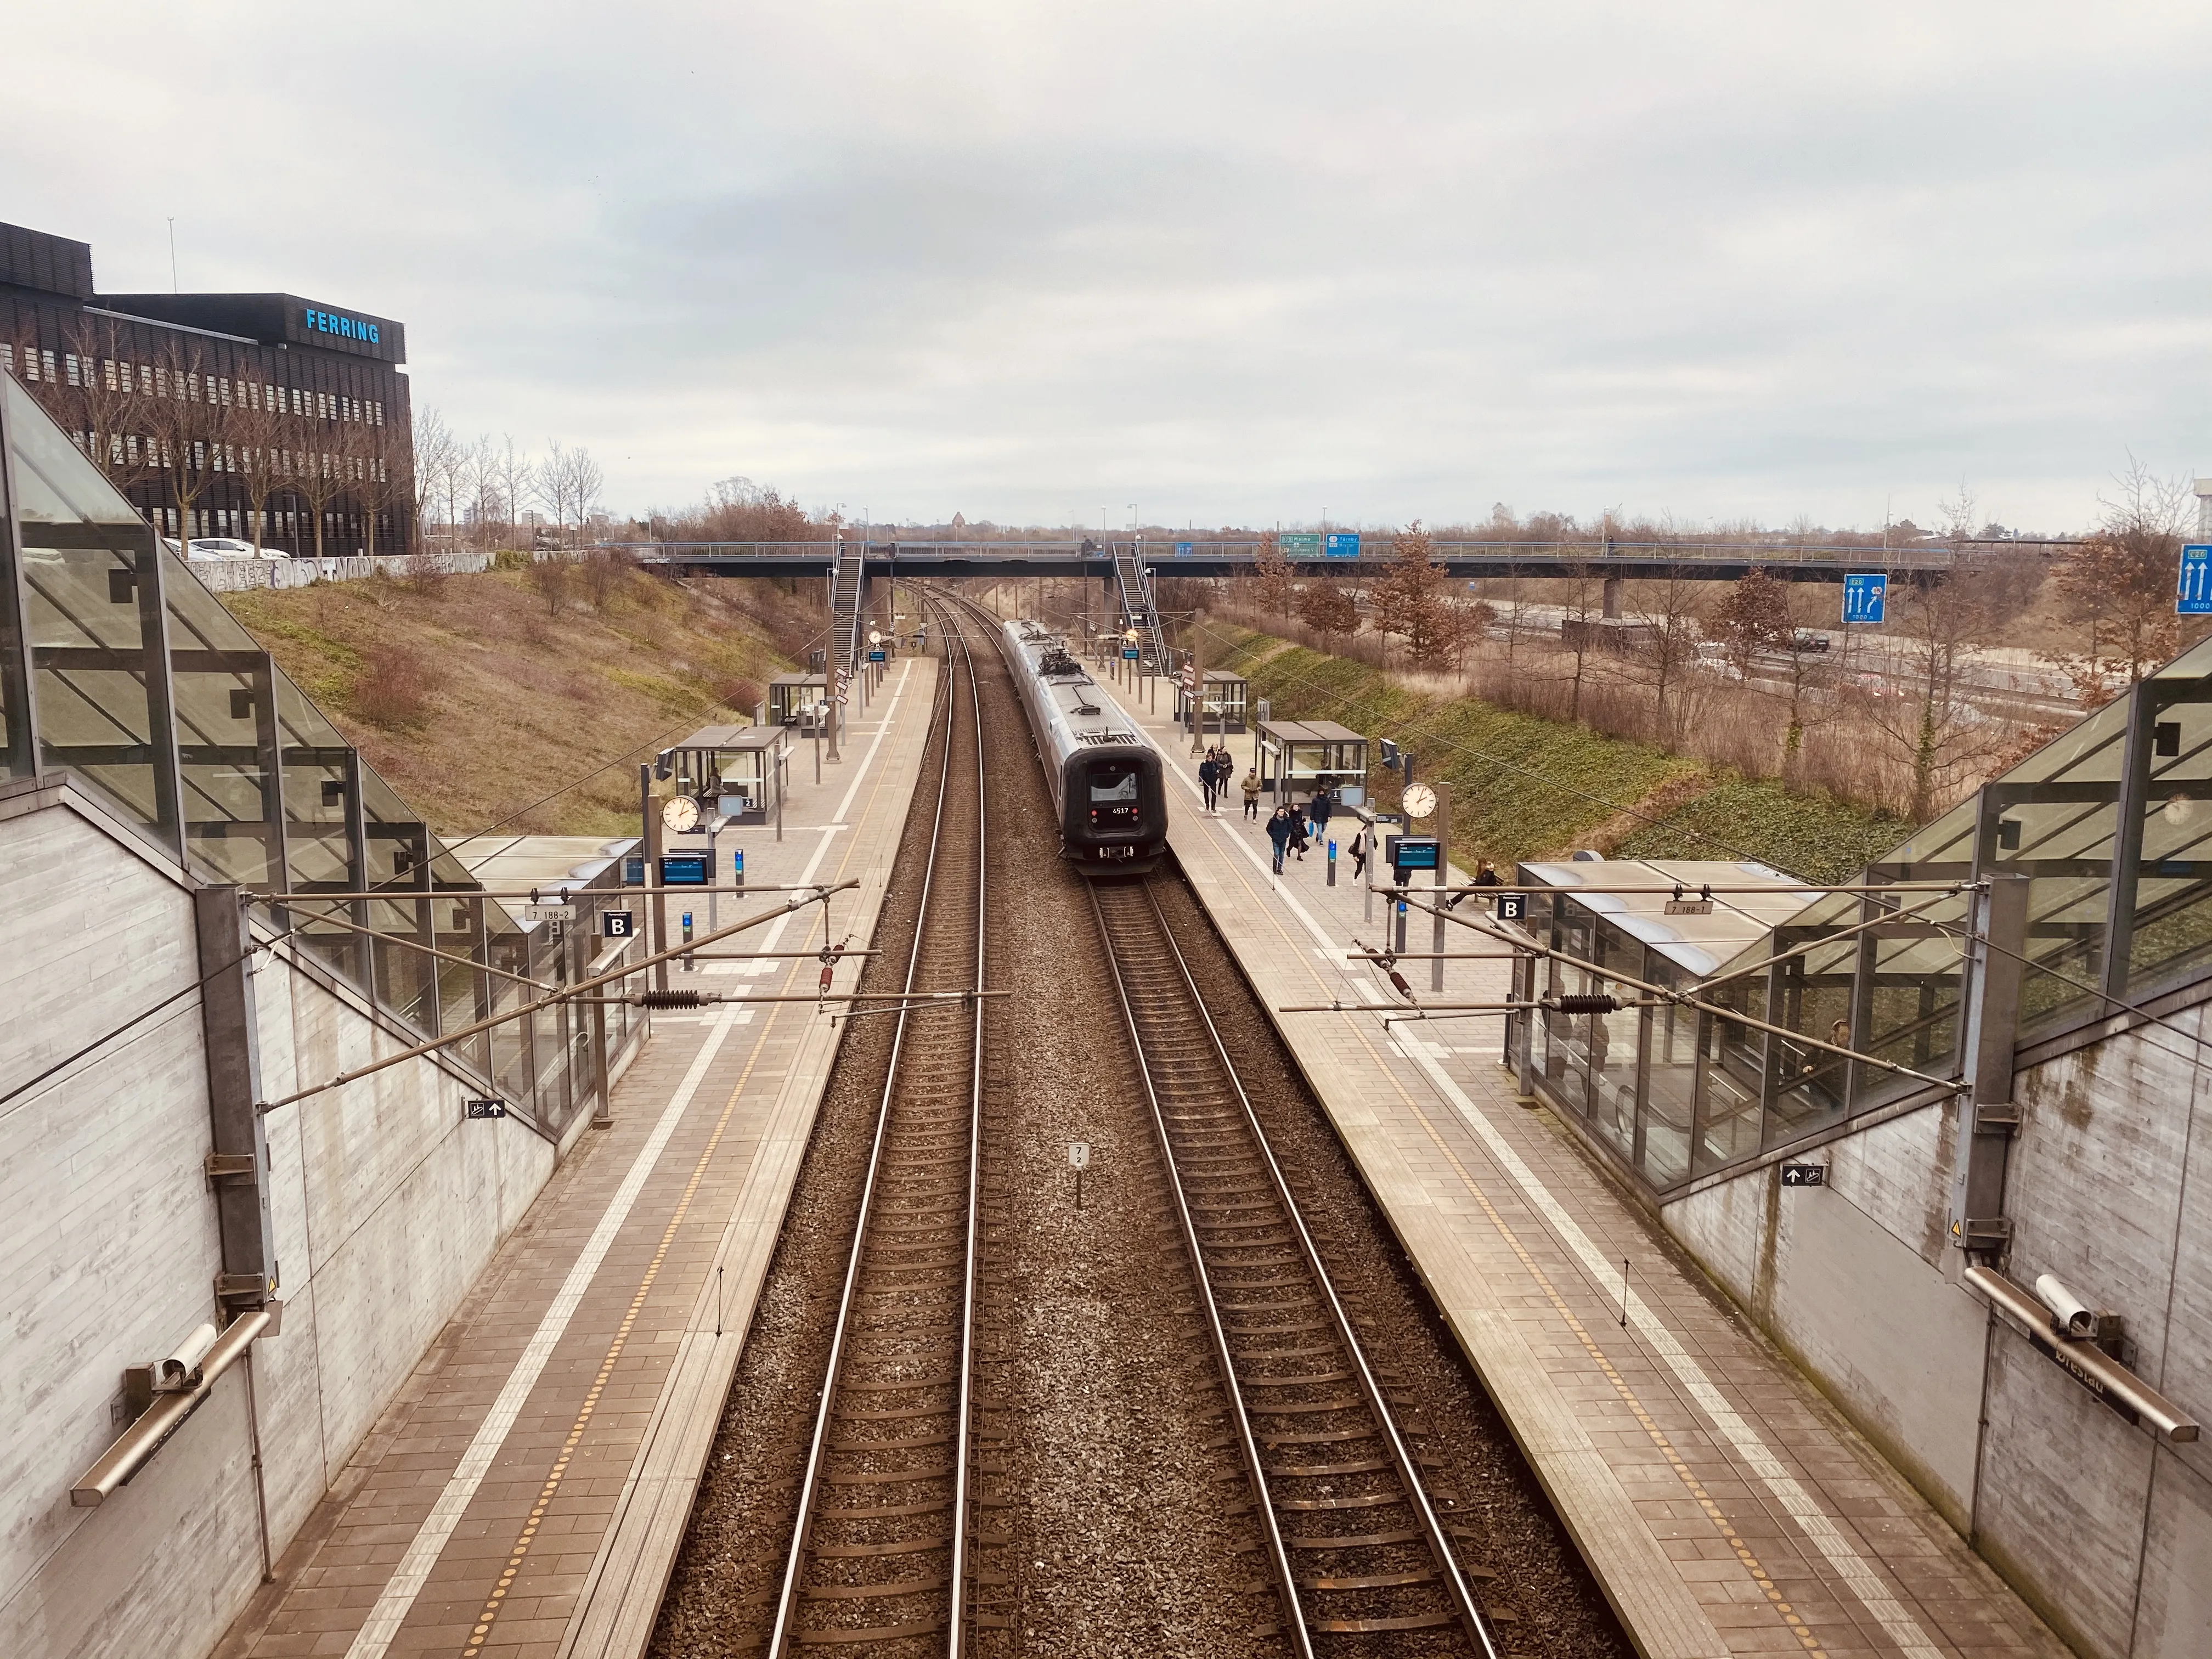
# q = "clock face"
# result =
<box><xmin>1402</xmin><ymin>783</ymin><xmax>1437</xmax><ymax>821</ymax></box>
<box><xmin>661</xmin><ymin>795</ymin><xmax>701</xmax><ymax>834</ymax></box>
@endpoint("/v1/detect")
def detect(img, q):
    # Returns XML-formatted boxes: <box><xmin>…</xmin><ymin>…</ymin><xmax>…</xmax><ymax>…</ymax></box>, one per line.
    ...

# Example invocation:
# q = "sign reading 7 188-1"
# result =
<box><xmin>2182</xmin><ymin>546</ymin><xmax>2212</xmax><ymax>616</ymax></box>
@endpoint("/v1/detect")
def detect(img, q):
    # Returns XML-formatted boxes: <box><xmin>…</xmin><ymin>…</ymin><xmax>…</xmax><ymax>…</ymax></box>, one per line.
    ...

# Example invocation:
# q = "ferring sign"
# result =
<box><xmin>303</xmin><ymin>307</ymin><xmax>380</xmax><ymax>345</ymax></box>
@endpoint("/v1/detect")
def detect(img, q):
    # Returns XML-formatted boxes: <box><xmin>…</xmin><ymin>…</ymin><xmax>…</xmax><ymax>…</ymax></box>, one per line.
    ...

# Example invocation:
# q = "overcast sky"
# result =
<box><xmin>9</xmin><ymin>2</ymin><xmax>2209</xmax><ymax>533</ymax></box>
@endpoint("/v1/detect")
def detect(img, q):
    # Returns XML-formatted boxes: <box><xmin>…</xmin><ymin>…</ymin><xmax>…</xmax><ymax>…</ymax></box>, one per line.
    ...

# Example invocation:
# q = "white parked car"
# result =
<box><xmin>183</xmin><ymin>538</ymin><xmax>287</xmax><ymax>561</ymax></box>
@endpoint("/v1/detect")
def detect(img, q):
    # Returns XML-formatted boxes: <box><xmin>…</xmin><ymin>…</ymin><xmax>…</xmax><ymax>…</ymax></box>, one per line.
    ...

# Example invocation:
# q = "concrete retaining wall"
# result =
<box><xmin>1655</xmin><ymin>1012</ymin><xmax>2212</xmax><ymax>1657</ymax></box>
<box><xmin>0</xmin><ymin>781</ymin><xmax>559</xmax><ymax>1659</ymax></box>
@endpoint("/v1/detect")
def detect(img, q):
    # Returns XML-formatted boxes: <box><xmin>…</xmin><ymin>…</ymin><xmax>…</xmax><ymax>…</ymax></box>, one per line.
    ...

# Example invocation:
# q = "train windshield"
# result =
<box><xmin>1087</xmin><ymin>763</ymin><xmax>1141</xmax><ymax>803</ymax></box>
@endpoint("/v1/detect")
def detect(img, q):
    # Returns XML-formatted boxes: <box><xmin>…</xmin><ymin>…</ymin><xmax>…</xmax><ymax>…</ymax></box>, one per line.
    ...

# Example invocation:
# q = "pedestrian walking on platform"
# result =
<box><xmin>1198</xmin><ymin>754</ymin><xmax>1220</xmax><ymax>813</ymax></box>
<box><xmin>1348</xmin><ymin>824</ymin><xmax>1370</xmax><ymax>882</ymax></box>
<box><xmin>1288</xmin><ymin>809</ymin><xmax>1310</xmax><ymax>861</ymax></box>
<box><xmin>1241</xmin><ymin>768</ymin><xmax>1262</xmax><ymax>820</ymax></box>
<box><xmin>1267</xmin><ymin>805</ymin><xmax>1294</xmax><ymax>873</ymax></box>
<box><xmin>1308</xmin><ymin>784</ymin><xmax>1334</xmax><ymax>839</ymax></box>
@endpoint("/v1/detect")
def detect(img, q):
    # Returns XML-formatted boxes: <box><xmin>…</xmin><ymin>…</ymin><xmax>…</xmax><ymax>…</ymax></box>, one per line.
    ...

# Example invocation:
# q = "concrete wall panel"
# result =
<box><xmin>2133</xmin><ymin>1456</ymin><xmax>2212</xmax><ymax>1659</ymax></box>
<box><xmin>0</xmin><ymin>790</ymin><xmax>560</xmax><ymax>1658</ymax></box>
<box><xmin>1974</xmin><ymin>1327</ymin><xmax>2154</xmax><ymax>1659</ymax></box>
<box><xmin>1765</xmin><ymin>1184</ymin><xmax>1987</xmax><ymax>1526</ymax></box>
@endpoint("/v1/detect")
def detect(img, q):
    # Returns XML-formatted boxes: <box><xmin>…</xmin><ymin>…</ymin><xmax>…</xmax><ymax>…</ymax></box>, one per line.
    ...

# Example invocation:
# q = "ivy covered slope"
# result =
<box><xmin>1209</xmin><ymin>628</ymin><xmax>1913</xmax><ymax>883</ymax></box>
<box><xmin>221</xmin><ymin>563</ymin><xmax>817</xmax><ymax>837</ymax></box>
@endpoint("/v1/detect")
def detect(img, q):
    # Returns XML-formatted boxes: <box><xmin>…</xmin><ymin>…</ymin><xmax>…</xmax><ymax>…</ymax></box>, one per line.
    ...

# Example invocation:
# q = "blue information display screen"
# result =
<box><xmin>658</xmin><ymin>855</ymin><xmax>711</xmax><ymax>886</ymax></box>
<box><xmin>1386</xmin><ymin>834</ymin><xmax>1440</xmax><ymax>872</ymax></box>
<box><xmin>624</xmin><ymin>856</ymin><xmax>645</xmax><ymax>885</ymax></box>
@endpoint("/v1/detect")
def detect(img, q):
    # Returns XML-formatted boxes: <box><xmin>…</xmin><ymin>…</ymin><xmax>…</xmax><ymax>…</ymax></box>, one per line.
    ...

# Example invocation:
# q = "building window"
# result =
<box><xmin>65</xmin><ymin>354</ymin><xmax>81</xmax><ymax>387</ymax></box>
<box><xmin>40</xmin><ymin>349</ymin><xmax>57</xmax><ymax>382</ymax></box>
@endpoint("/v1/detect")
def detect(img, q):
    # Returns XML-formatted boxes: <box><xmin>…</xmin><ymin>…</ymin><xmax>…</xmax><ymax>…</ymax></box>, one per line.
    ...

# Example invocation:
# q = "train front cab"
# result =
<box><xmin>1064</xmin><ymin>748</ymin><xmax>1165</xmax><ymax>871</ymax></box>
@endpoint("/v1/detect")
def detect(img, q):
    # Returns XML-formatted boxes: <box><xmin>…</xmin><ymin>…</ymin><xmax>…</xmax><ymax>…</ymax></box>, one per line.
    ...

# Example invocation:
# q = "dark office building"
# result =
<box><xmin>0</xmin><ymin>222</ymin><xmax>413</xmax><ymax>554</ymax></box>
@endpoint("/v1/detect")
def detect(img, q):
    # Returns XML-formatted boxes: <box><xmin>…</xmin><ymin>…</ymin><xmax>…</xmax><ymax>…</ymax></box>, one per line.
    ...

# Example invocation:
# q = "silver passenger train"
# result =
<box><xmin>1001</xmin><ymin>619</ymin><xmax>1168</xmax><ymax>874</ymax></box>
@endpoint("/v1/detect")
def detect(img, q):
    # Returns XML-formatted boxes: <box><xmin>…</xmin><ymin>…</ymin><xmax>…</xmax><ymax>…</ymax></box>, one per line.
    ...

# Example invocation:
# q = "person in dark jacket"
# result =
<box><xmin>1266</xmin><ymin>805</ymin><xmax>1294</xmax><ymax>873</ymax></box>
<box><xmin>1348</xmin><ymin>824</ymin><xmax>1371</xmax><ymax>881</ymax></box>
<box><xmin>1288</xmin><ymin>808</ymin><xmax>1310</xmax><ymax>860</ymax></box>
<box><xmin>1198</xmin><ymin>755</ymin><xmax>1220</xmax><ymax>812</ymax></box>
<box><xmin>1308</xmin><ymin>784</ymin><xmax>1334</xmax><ymax>839</ymax></box>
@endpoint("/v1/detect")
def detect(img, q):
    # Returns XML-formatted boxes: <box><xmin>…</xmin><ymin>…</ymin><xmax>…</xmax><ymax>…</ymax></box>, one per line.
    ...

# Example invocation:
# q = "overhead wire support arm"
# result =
<box><xmin>254</xmin><ymin>880</ymin><xmax>861</xmax><ymax>1116</ymax></box>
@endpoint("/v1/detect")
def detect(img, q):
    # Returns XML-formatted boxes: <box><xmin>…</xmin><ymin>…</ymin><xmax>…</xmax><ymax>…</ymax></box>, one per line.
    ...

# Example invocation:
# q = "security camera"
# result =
<box><xmin>2033</xmin><ymin>1273</ymin><xmax>2098</xmax><ymax>1340</ymax></box>
<box><xmin>152</xmin><ymin>1323</ymin><xmax>219</xmax><ymax>1393</ymax></box>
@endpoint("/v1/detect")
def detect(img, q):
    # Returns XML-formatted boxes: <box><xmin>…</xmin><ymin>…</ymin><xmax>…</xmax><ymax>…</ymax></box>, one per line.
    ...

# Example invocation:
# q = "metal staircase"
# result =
<box><xmin>1111</xmin><ymin>542</ymin><xmax>1169</xmax><ymax>670</ymax></box>
<box><xmin>827</xmin><ymin>544</ymin><xmax>866</xmax><ymax>685</ymax></box>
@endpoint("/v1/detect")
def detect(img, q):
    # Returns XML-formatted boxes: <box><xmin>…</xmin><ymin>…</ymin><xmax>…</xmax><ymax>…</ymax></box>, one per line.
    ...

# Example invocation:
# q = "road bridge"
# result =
<box><xmin>630</xmin><ymin>537</ymin><xmax>2058</xmax><ymax>584</ymax></box>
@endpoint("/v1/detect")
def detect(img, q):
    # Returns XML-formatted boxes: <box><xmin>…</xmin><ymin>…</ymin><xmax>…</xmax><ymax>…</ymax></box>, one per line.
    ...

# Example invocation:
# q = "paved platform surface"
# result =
<box><xmin>215</xmin><ymin>657</ymin><xmax>938</xmax><ymax>1659</ymax></box>
<box><xmin>1109</xmin><ymin>674</ymin><xmax>2067</xmax><ymax>1659</ymax></box>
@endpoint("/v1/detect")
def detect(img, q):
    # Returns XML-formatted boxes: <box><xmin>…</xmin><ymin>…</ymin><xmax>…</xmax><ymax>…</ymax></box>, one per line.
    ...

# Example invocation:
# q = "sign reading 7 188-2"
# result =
<box><xmin>2182</xmin><ymin>546</ymin><xmax>2212</xmax><ymax>616</ymax></box>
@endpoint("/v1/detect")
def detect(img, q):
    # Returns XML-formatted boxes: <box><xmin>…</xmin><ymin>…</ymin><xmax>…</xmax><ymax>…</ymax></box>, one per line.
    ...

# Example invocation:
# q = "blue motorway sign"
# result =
<box><xmin>1174</xmin><ymin>541</ymin><xmax>1194</xmax><ymax>558</ymax></box>
<box><xmin>1282</xmin><ymin>533</ymin><xmax>1322</xmax><ymax>557</ymax></box>
<box><xmin>1325</xmin><ymin>532</ymin><xmax>1362</xmax><ymax>559</ymax></box>
<box><xmin>2182</xmin><ymin>546</ymin><xmax>2212</xmax><ymax>616</ymax></box>
<box><xmin>1843</xmin><ymin>573</ymin><xmax>1887</xmax><ymax>625</ymax></box>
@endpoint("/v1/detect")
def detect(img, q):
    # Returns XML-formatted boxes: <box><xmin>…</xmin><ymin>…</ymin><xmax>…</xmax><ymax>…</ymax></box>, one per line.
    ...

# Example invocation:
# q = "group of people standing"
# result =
<box><xmin>1196</xmin><ymin>745</ymin><xmax>1259</xmax><ymax>817</ymax></box>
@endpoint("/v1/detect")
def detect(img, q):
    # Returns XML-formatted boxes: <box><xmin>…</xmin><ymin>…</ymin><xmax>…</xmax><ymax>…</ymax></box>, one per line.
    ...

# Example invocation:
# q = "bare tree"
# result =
<box><xmin>54</xmin><ymin>317</ymin><xmax>160</xmax><ymax>505</ymax></box>
<box><xmin>227</xmin><ymin>386</ymin><xmax>288</xmax><ymax>552</ymax></box>
<box><xmin>1370</xmin><ymin>521</ymin><xmax>1440</xmax><ymax>665</ymax></box>
<box><xmin>463</xmin><ymin>435</ymin><xmax>504</xmax><ymax>554</ymax></box>
<box><xmin>2045</xmin><ymin>458</ymin><xmax>2194</xmax><ymax>704</ymax></box>
<box><xmin>137</xmin><ymin>342</ymin><xmax>230</xmax><ymax>549</ymax></box>
<box><xmin>1251</xmin><ymin>529</ymin><xmax>1294</xmax><ymax>620</ymax></box>
<box><xmin>498</xmin><ymin>436</ymin><xmax>534</xmax><ymax>552</ymax></box>
<box><xmin>1626</xmin><ymin>568</ymin><xmax>1708</xmax><ymax>746</ymax></box>
<box><xmin>1864</xmin><ymin>571</ymin><xmax>1999</xmax><ymax>821</ymax></box>
<box><xmin>286</xmin><ymin>435</ymin><xmax>347</xmax><ymax>560</ymax></box>
<box><xmin>411</xmin><ymin>408</ymin><xmax>460</xmax><ymax>557</ymax></box>
<box><xmin>1556</xmin><ymin>563</ymin><xmax>1605</xmax><ymax>721</ymax></box>
<box><xmin>537</xmin><ymin>439</ymin><xmax>573</xmax><ymax>546</ymax></box>
<box><xmin>559</xmin><ymin>445</ymin><xmax>605</xmax><ymax>546</ymax></box>
<box><xmin>1297</xmin><ymin>577</ymin><xmax>1358</xmax><ymax>650</ymax></box>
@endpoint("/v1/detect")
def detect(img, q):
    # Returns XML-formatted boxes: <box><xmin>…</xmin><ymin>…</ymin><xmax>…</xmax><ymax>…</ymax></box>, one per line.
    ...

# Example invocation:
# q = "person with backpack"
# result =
<box><xmin>1198</xmin><ymin>753</ymin><xmax>1220</xmax><ymax>813</ymax></box>
<box><xmin>1348</xmin><ymin>823</ymin><xmax>1372</xmax><ymax>882</ymax></box>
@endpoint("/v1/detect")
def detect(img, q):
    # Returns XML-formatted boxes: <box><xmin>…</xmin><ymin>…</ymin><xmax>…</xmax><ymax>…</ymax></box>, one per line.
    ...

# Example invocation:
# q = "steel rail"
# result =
<box><xmin>765</xmin><ymin>591</ymin><xmax>988</xmax><ymax>1657</ymax></box>
<box><xmin>1087</xmin><ymin>878</ymin><xmax>1499</xmax><ymax>1656</ymax></box>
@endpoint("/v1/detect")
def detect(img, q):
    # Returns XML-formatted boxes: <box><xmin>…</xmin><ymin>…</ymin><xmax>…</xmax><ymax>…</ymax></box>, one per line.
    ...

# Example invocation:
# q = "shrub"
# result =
<box><xmin>354</xmin><ymin>642</ymin><xmax>439</xmax><ymax>728</ymax></box>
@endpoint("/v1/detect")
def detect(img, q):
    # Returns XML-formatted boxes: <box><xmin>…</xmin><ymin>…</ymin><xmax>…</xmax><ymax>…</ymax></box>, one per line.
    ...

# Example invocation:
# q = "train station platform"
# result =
<box><xmin>213</xmin><ymin>657</ymin><xmax>939</xmax><ymax>1659</ymax></box>
<box><xmin>1104</xmin><ymin>678</ymin><xmax>2069</xmax><ymax>1659</ymax></box>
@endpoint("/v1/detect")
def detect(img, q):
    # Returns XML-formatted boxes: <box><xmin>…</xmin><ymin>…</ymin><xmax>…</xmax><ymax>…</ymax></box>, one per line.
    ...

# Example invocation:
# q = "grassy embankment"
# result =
<box><xmin>221</xmin><ymin>562</ymin><xmax>822</xmax><ymax>837</ymax></box>
<box><xmin>1207</xmin><ymin>627</ymin><xmax>1912</xmax><ymax>883</ymax></box>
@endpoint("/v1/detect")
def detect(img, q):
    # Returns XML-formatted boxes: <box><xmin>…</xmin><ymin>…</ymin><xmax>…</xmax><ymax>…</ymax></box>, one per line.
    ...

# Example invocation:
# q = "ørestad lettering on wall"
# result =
<box><xmin>302</xmin><ymin>307</ymin><xmax>379</xmax><ymax>344</ymax></box>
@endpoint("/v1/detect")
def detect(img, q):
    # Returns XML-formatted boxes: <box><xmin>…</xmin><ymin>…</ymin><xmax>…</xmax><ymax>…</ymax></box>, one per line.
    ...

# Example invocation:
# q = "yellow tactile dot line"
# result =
<box><xmin>460</xmin><ymin>1029</ymin><xmax>771</xmax><ymax>1657</ymax></box>
<box><xmin>1192</xmin><ymin>835</ymin><xmax>1831</xmax><ymax>1652</ymax></box>
<box><xmin>1416</xmin><ymin>1115</ymin><xmax>1826</xmax><ymax>1655</ymax></box>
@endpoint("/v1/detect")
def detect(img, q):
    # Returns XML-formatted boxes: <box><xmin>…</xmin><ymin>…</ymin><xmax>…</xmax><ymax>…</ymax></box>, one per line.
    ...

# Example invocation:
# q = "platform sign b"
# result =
<box><xmin>1843</xmin><ymin>573</ymin><xmax>1887</xmax><ymax>625</ymax></box>
<box><xmin>2180</xmin><ymin>546</ymin><xmax>2212</xmax><ymax>616</ymax></box>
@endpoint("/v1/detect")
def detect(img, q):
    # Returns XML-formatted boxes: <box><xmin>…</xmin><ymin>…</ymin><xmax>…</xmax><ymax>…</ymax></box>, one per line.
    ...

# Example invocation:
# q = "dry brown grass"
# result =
<box><xmin>223</xmin><ymin>566</ymin><xmax>829</xmax><ymax>837</ymax></box>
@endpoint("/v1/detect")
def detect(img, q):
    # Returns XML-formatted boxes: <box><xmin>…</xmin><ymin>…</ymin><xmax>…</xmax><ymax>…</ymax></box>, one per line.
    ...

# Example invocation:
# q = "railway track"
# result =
<box><xmin>762</xmin><ymin>597</ymin><xmax>1013</xmax><ymax>1654</ymax></box>
<box><xmin>1088</xmin><ymin>878</ymin><xmax>1507</xmax><ymax>1658</ymax></box>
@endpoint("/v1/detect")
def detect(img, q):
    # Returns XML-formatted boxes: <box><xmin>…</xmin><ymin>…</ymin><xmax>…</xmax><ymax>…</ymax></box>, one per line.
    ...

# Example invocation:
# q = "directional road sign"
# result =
<box><xmin>2182</xmin><ymin>546</ymin><xmax>2212</xmax><ymax>616</ymax></box>
<box><xmin>1843</xmin><ymin>573</ymin><xmax>1887</xmax><ymax>625</ymax></box>
<box><xmin>1325</xmin><ymin>532</ymin><xmax>1362</xmax><ymax>559</ymax></box>
<box><xmin>1174</xmin><ymin>541</ymin><xmax>1194</xmax><ymax>558</ymax></box>
<box><xmin>1282</xmin><ymin>533</ymin><xmax>1322</xmax><ymax>557</ymax></box>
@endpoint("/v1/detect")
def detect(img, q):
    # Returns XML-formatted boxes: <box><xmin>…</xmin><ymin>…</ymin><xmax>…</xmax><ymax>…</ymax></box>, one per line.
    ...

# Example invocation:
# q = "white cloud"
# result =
<box><xmin>8</xmin><ymin>0</ymin><xmax>2209</xmax><ymax>532</ymax></box>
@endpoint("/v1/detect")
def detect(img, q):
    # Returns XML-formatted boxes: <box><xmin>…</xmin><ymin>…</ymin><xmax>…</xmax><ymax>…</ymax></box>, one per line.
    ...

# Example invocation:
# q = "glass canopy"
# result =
<box><xmin>1517</xmin><ymin>633</ymin><xmax>2212</xmax><ymax>1197</ymax></box>
<box><xmin>1</xmin><ymin>370</ymin><xmax>613</xmax><ymax>1138</ymax></box>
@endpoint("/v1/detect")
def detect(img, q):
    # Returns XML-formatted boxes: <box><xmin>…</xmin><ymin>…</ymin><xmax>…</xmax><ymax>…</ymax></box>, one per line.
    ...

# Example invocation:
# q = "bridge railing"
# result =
<box><xmin>616</xmin><ymin>538</ymin><xmax>2051</xmax><ymax>570</ymax></box>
